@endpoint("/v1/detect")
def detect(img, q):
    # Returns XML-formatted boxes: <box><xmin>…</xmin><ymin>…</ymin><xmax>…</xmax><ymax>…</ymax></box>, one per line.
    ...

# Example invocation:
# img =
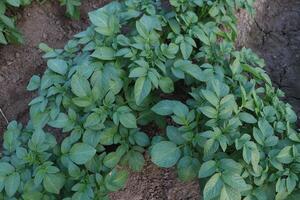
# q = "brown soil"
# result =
<box><xmin>0</xmin><ymin>0</ymin><xmax>299</xmax><ymax>199</ymax></box>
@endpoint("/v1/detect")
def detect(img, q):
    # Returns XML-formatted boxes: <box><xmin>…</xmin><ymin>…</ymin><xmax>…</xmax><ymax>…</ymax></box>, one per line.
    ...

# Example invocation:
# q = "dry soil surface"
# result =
<box><xmin>0</xmin><ymin>0</ymin><xmax>300</xmax><ymax>199</ymax></box>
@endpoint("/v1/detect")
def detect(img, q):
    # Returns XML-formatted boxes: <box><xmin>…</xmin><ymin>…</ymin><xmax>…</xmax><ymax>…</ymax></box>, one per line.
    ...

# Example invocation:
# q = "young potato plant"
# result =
<box><xmin>0</xmin><ymin>0</ymin><xmax>31</xmax><ymax>44</ymax></box>
<box><xmin>0</xmin><ymin>0</ymin><xmax>81</xmax><ymax>45</ymax></box>
<box><xmin>1</xmin><ymin>0</ymin><xmax>300</xmax><ymax>199</ymax></box>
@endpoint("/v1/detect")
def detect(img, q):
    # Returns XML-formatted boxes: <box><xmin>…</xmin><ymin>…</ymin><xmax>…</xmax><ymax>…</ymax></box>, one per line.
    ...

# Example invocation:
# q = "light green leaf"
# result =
<box><xmin>47</xmin><ymin>59</ymin><xmax>68</xmax><ymax>75</ymax></box>
<box><xmin>91</xmin><ymin>47</ymin><xmax>116</xmax><ymax>60</ymax></box>
<box><xmin>70</xmin><ymin>143</ymin><xmax>96</xmax><ymax>165</ymax></box>
<box><xmin>220</xmin><ymin>184</ymin><xmax>241</xmax><ymax>200</ymax></box>
<box><xmin>27</xmin><ymin>75</ymin><xmax>40</xmax><ymax>91</ymax></box>
<box><xmin>199</xmin><ymin>160</ymin><xmax>216</xmax><ymax>178</ymax></box>
<box><xmin>159</xmin><ymin>77</ymin><xmax>174</xmax><ymax>94</ymax></box>
<box><xmin>239</xmin><ymin>112</ymin><xmax>257</xmax><ymax>124</ymax></box>
<box><xmin>203</xmin><ymin>173</ymin><xmax>223</xmax><ymax>200</ymax></box>
<box><xmin>5</xmin><ymin>172</ymin><xmax>20</xmax><ymax>197</ymax></box>
<box><xmin>151</xmin><ymin>141</ymin><xmax>181</xmax><ymax>168</ymax></box>
<box><xmin>105</xmin><ymin>169</ymin><xmax>128</xmax><ymax>192</ymax></box>
<box><xmin>134</xmin><ymin>76</ymin><xmax>151</xmax><ymax>105</ymax></box>
<box><xmin>71</xmin><ymin>74</ymin><xmax>91</xmax><ymax>97</ymax></box>
<box><xmin>43</xmin><ymin>173</ymin><xmax>65</xmax><ymax>194</ymax></box>
<box><xmin>119</xmin><ymin>112</ymin><xmax>137</xmax><ymax>129</ymax></box>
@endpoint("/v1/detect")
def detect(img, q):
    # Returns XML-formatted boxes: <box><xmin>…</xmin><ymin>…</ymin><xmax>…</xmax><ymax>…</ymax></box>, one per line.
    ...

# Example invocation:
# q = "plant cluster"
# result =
<box><xmin>0</xmin><ymin>0</ymin><xmax>81</xmax><ymax>45</ymax></box>
<box><xmin>1</xmin><ymin>0</ymin><xmax>300</xmax><ymax>199</ymax></box>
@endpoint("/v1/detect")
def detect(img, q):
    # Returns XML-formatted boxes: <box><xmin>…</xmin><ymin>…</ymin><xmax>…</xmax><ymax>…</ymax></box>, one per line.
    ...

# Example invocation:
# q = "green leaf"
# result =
<box><xmin>43</xmin><ymin>173</ymin><xmax>65</xmax><ymax>194</ymax></box>
<box><xmin>103</xmin><ymin>152</ymin><xmax>121</xmax><ymax>168</ymax></box>
<box><xmin>71</xmin><ymin>74</ymin><xmax>91</xmax><ymax>97</ymax></box>
<box><xmin>159</xmin><ymin>77</ymin><xmax>174</xmax><ymax>94</ymax></box>
<box><xmin>0</xmin><ymin>162</ymin><xmax>15</xmax><ymax>176</ymax></box>
<box><xmin>239</xmin><ymin>112</ymin><xmax>257</xmax><ymax>124</ymax></box>
<box><xmin>152</xmin><ymin>100</ymin><xmax>185</xmax><ymax>116</ymax></box>
<box><xmin>7</xmin><ymin>0</ymin><xmax>20</xmax><ymax>7</ymax></box>
<box><xmin>70</xmin><ymin>143</ymin><xmax>96</xmax><ymax>165</ymax></box>
<box><xmin>199</xmin><ymin>106</ymin><xmax>218</xmax><ymax>118</ymax></box>
<box><xmin>177</xmin><ymin>156</ymin><xmax>200</xmax><ymax>182</ymax></box>
<box><xmin>99</xmin><ymin>127</ymin><xmax>117</xmax><ymax>145</ymax></box>
<box><xmin>89</xmin><ymin>10</ymin><xmax>119</xmax><ymax>36</ymax></box>
<box><xmin>91</xmin><ymin>47</ymin><xmax>116</xmax><ymax>60</ymax></box>
<box><xmin>5</xmin><ymin>172</ymin><xmax>20</xmax><ymax>197</ymax></box>
<box><xmin>27</xmin><ymin>75</ymin><xmax>40</xmax><ymax>91</ymax></box>
<box><xmin>48</xmin><ymin>113</ymin><xmax>69</xmax><ymax>129</ymax></box>
<box><xmin>199</xmin><ymin>160</ymin><xmax>217</xmax><ymax>178</ymax></box>
<box><xmin>222</xmin><ymin>172</ymin><xmax>249</xmax><ymax>192</ymax></box>
<box><xmin>166</xmin><ymin>126</ymin><xmax>185</xmax><ymax>145</ymax></box>
<box><xmin>134</xmin><ymin>131</ymin><xmax>150</xmax><ymax>147</ymax></box>
<box><xmin>119</xmin><ymin>112</ymin><xmax>137</xmax><ymax>129</ymax></box>
<box><xmin>203</xmin><ymin>173</ymin><xmax>223</xmax><ymax>200</ymax></box>
<box><xmin>105</xmin><ymin>169</ymin><xmax>128</xmax><ymax>192</ymax></box>
<box><xmin>128</xmin><ymin>151</ymin><xmax>145</xmax><ymax>171</ymax></box>
<box><xmin>134</xmin><ymin>76</ymin><xmax>151</xmax><ymax>105</ymax></box>
<box><xmin>180</xmin><ymin>40</ymin><xmax>193</xmax><ymax>59</ymax></box>
<box><xmin>202</xmin><ymin>89</ymin><xmax>219</xmax><ymax>107</ymax></box>
<box><xmin>276</xmin><ymin>146</ymin><xmax>293</xmax><ymax>164</ymax></box>
<box><xmin>220</xmin><ymin>185</ymin><xmax>241</xmax><ymax>200</ymax></box>
<box><xmin>151</xmin><ymin>141</ymin><xmax>181</xmax><ymax>168</ymax></box>
<box><xmin>47</xmin><ymin>59</ymin><xmax>68</xmax><ymax>75</ymax></box>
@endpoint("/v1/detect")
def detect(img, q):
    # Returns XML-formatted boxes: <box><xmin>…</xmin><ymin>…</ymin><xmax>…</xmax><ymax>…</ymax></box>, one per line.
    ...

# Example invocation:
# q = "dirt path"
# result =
<box><xmin>0</xmin><ymin>0</ymin><xmax>300</xmax><ymax>199</ymax></box>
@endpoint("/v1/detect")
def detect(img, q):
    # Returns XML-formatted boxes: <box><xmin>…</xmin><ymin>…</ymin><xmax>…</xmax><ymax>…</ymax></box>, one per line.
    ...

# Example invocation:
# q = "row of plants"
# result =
<box><xmin>1</xmin><ymin>0</ymin><xmax>300</xmax><ymax>199</ymax></box>
<box><xmin>0</xmin><ymin>0</ymin><xmax>81</xmax><ymax>45</ymax></box>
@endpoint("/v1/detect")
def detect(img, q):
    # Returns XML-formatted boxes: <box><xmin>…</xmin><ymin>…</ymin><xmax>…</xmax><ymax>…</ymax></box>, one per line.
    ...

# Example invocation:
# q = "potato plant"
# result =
<box><xmin>0</xmin><ymin>0</ymin><xmax>81</xmax><ymax>45</ymax></box>
<box><xmin>1</xmin><ymin>0</ymin><xmax>300</xmax><ymax>199</ymax></box>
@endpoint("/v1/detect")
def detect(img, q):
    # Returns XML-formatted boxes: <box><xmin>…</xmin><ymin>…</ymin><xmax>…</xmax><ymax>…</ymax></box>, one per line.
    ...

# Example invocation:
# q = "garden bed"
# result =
<box><xmin>0</xmin><ymin>0</ymin><xmax>299</xmax><ymax>199</ymax></box>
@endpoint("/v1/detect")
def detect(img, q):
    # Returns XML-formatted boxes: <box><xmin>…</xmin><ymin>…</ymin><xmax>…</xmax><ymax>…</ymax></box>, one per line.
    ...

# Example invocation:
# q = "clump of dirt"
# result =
<box><xmin>110</xmin><ymin>155</ymin><xmax>200</xmax><ymax>200</ymax></box>
<box><xmin>237</xmin><ymin>0</ymin><xmax>300</xmax><ymax>120</ymax></box>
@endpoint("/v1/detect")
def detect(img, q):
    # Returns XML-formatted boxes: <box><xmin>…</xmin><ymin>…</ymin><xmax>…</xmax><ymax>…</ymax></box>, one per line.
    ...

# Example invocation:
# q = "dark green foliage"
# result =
<box><xmin>1</xmin><ymin>0</ymin><xmax>300</xmax><ymax>199</ymax></box>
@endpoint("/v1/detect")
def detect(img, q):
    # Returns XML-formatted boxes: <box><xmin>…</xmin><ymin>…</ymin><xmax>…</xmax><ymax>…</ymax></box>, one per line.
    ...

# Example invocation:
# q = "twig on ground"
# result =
<box><xmin>0</xmin><ymin>108</ymin><xmax>9</xmax><ymax>124</ymax></box>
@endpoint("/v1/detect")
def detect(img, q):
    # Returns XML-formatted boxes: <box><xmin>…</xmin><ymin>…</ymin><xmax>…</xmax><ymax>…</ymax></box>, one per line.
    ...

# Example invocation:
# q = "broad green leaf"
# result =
<box><xmin>239</xmin><ymin>112</ymin><xmax>257</xmax><ymax>124</ymax></box>
<box><xmin>43</xmin><ymin>173</ymin><xmax>65</xmax><ymax>194</ymax></box>
<box><xmin>199</xmin><ymin>160</ymin><xmax>216</xmax><ymax>178</ymax></box>
<box><xmin>276</xmin><ymin>146</ymin><xmax>293</xmax><ymax>164</ymax></box>
<box><xmin>152</xmin><ymin>100</ymin><xmax>185</xmax><ymax>116</ymax></box>
<box><xmin>151</xmin><ymin>141</ymin><xmax>181</xmax><ymax>168</ymax></box>
<box><xmin>103</xmin><ymin>152</ymin><xmax>121</xmax><ymax>168</ymax></box>
<box><xmin>48</xmin><ymin>113</ymin><xmax>69</xmax><ymax>129</ymax></box>
<box><xmin>91</xmin><ymin>47</ymin><xmax>116</xmax><ymax>60</ymax></box>
<box><xmin>5</xmin><ymin>172</ymin><xmax>20</xmax><ymax>197</ymax></box>
<box><xmin>177</xmin><ymin>156</ymin><xmax>200</xmax><ymax>182</ymax></box>
<box><xmin>159</xmin><ymin>77</ymin><xmax>174</xmax><ymax>94</ymax></box>
<box><xmin>222</xmin><ymin>172</ymin><xmax>250</xmax><ymax>192</ymax></box>
<box><xmin>119</xmin><ymin>112</ymin><xmax>137</xmax><ymax>128</ymax></box>
<box><xmin>27</xmin><ymin>75</ymin><xmax>40</xmax><ymax>91</ymax></box>
<box><xmin>180</xmin><ymin>40</ymin><xmax>193</xmax><ymax>59</ymax></box>
<box><xmin>134</xmin><ymin>131</ymin><xmax>150</xmax><ymax>147</ymax></box>
<box><xmin>220</xmin><ymin>184</ymin><xmax>241</xmax><ymax>200</ymax></box>
<box><xmin>0</xmin><ymin>162</ymin><xmax>15</xmax><ymax>176</ymax></box>
<box><xmin>134</xmin><ymin>76</ymin><xmax>151</xmax><ymax>105</ymax></box>
<box><xmin>47</xmin><ymin>59</ymin><xmax>68</xmax><ymax>75</ymax></box>
<box><xmin>203</xmin><ymin>173</ymin><xmax>223</xmax><ymax>200</ymax></box>
<box><xmin>128</xmin><ymin>151</ymin><xmax>145</xmax><ymax>171</ymax></box>
<box><xmin>199</xmin><ymin>106</ymin><xmax>218</xmax><ymax>118</ymax></box>
<box><xmin>71</xmin><ymin>74</ymin><xmax>91</xmax><ymax>97</ymax></box>
<box><xmin>105</xmin><ymin>169</ymin><xmax>128</xmax><ymax>192</ymax></box>
<box><xmin>70</xmin><ymin>143</ymin><xmax>96</xmax><ymax>165</ymax></box>
<box><xmin>166</xmin><ymin>126</ymin><xmax>185</xmax><ymax>145</ymax></box>
<box><xmin>99</xmin><ymin>127</ymin><xmax>117</xmax><ymax>145</ymax></box>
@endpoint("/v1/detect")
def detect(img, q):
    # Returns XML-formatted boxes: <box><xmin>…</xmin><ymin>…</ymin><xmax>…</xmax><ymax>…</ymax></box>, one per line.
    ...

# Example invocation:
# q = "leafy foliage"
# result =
<box><xmin>1</xmin><ymin>0</ymin><xmax>300</xmax><ymax>199</ymax></box>
<box><xmin>0</xmin><ymin>0</ymin><xmax>82</xmax><ymax>45</ymax></box>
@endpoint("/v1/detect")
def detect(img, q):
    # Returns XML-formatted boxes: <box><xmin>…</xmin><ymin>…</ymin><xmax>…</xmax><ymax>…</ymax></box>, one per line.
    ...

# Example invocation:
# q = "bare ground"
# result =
<box><xmin>0</xmin><ymin>0</ymin><xmax>299</xmax><ymax>199</ymax></box>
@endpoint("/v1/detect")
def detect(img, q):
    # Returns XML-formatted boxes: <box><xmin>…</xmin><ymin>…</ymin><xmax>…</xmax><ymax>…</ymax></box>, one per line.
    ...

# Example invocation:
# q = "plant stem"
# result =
<box><xmin>0</xmin><ymin>108</ymin><xmax>9</xmax><ymax>124</ymax></box>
